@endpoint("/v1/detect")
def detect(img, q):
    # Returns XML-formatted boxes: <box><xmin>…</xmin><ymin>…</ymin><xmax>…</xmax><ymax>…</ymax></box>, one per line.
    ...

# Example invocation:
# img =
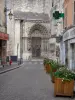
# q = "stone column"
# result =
<box><xmin>25</xmin><ymin>38</ymin><xmax>28</xmax><ymax>52</ymax></box>
<box><xmin>23</xmin><ymin>38</ymin><xmax>25</xmax><ymax>53</ymax></box>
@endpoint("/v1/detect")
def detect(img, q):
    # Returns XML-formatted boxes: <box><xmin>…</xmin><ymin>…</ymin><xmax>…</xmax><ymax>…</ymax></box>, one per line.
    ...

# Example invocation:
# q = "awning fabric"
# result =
<box><xmin>0</xmin><ymin>32</ymin><xmax>9</xmax><ymax>40</ymax></box>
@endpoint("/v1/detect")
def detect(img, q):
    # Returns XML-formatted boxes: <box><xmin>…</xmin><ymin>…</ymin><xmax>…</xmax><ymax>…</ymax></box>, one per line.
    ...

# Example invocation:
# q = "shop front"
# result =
<box><xmin>60</xmin><ymin>26</ymin><xmax>75</xmax><ymax>70</ymax></box>
<box><xmin>0</xmin><ymin>32</ymin><xmax>9</xmax><ymax>64</ymax></box>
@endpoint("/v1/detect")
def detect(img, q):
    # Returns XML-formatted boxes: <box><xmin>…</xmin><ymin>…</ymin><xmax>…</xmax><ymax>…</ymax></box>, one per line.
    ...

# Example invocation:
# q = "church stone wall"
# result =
<box><xmin>23</xmin><ymin>22</ymin><xmax>35</xmax><ymax>37</ymax></box>
<box><xmin>7</xmin><ymin>0</ymin><xmax>51</xmax><ymax>15</ymax></box>
<box><xmin>23</xmin><ymin>22</ymin><xmax>50</xmax><ymax>37</ymax></box>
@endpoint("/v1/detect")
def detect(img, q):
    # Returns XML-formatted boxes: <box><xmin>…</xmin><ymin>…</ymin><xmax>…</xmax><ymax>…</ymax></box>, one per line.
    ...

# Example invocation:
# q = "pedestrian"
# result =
<box><xmin>1</xmin><ymin>60</ymin><xmax>4</xmax><ymax>68</ymax></box>
<box><xmin>9</xmin><ymin>59</ymin><xmax>12</xmax><ymax>66</ymax></box>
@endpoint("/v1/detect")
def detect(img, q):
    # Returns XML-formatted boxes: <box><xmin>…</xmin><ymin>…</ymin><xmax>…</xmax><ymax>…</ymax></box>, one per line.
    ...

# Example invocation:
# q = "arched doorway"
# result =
<box><xmin>32</xmin><ymin>37</ymin><xmax>41</xmax><ymax>57</ymax></box>
<box><xmin>28</xmin><ymin>24</ymin><xmax>49</xmax><ymax>58</ymax></box>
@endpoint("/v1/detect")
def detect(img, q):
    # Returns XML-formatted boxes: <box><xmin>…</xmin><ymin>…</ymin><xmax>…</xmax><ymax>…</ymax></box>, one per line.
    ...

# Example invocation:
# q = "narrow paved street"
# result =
<box><xmin>0</xmin><ymin>60</ymin><xmax>73</xmax><ymax>100</ymax></box>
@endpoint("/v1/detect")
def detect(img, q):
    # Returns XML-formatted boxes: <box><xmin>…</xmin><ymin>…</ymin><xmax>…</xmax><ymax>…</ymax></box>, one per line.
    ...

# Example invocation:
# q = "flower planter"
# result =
<box><xmin>54</xmin><ymin>78</ymin><xmax>74</xmax><ymax>97</ymax></box>
<box><xmin>51</xmin><ymin>69</ymin><xmax>57</xmax><ymax>83</ymax></box>
<box><xmin>52</xmin><ymin>75</ymin><xmax>55</xmax><ymax>83</ymax></box>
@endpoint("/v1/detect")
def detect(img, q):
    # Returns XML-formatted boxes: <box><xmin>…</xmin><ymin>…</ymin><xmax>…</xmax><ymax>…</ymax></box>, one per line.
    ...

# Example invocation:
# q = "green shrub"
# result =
<box><xmin>43</xmin><ymin>58</ymin><xmax>52</xmax><ymax>65</ymax></box>
<box><xmin>54</xmin><ymin>67</ymin><xmax>75</xmax><ymax>81</ymax></box>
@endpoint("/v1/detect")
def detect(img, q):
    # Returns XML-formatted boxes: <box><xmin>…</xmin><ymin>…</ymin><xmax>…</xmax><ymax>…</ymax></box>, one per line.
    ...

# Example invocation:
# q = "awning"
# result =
<box><xmin>0</xmin><ymin>32</ymin><xmax>9</xmax><ymax>40</ymax></box>
<box><xmin>63</xmin><ymin>26</ymin><xmax>75</xmax><ymax>41</ymax></box>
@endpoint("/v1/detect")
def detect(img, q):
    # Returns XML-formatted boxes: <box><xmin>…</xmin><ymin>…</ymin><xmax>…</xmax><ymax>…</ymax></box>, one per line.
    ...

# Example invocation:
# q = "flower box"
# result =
<box><xmin>54</xmin><ymin>78</ymin><xmax>74</xmax><ymax>97</ymax></box>
<box><xmin>51</xmin><ymin>69</ymin><xmax>57</xmax><ymax>83</ymax></box>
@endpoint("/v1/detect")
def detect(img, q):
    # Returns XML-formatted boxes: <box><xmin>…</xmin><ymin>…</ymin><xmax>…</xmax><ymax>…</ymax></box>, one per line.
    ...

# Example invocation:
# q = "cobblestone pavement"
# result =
<box><xmin>0</xmin><ymin>60</ymin><xmax>74</xmax><ymax>100</ymax></box>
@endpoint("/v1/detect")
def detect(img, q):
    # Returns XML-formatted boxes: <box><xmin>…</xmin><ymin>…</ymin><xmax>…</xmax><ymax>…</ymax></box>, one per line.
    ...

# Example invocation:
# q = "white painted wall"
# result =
<box><xmin>14</xmin><ymin>20</ymin><xmax>20</xmax><ymax>59</ymax></box>
<box><xmin>7</xmin><ymin>11</ymin><xmax>15</xmax><ymax>56</ymax></box>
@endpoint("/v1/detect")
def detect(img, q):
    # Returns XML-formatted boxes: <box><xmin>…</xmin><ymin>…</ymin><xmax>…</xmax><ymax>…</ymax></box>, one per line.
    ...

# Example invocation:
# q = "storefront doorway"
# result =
<box><xmin>0</xmin><ymin>40</ymin><xmax>2</xmax><ymax>58</ymax></box>
<box><xmin>71</xmin><ymin>43</ymin><xmax>75</xmax><ymax>70</ymax></box>
<box><xmin>0</xmin><ymin>40</ymin><xmax>3</xmax><ymax>65</ymax></box>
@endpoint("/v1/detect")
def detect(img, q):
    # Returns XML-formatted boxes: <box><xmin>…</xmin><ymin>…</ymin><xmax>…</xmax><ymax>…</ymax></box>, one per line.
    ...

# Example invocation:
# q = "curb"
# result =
<box><xmin>0</xmin><ymin>63</ymin><xmax>24</xmax><ymax>74</ymax></box>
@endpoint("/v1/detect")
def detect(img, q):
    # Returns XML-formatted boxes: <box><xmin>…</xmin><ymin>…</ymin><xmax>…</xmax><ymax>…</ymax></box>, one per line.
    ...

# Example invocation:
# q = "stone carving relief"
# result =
<box><xmin>30</xmin><ymin>30</ymin><xmax>42</xmax><ymax>37</ymax></box>
<box><xmin>27</xmin><ymin>38</ymin><xmax>31</xmax><ymax>51</ymax></box>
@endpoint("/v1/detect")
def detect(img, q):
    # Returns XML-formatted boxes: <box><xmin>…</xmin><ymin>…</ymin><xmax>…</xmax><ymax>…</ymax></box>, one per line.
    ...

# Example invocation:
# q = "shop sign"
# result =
<box><xmin>0</xmin><ymin>32</ymin><xmax>9</xmax><ymax>40</ymax></box>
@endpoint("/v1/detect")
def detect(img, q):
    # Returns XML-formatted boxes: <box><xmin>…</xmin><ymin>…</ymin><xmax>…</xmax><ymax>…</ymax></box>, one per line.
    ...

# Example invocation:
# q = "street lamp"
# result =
<box><xmin>4</xmin><ymin>8</ymin><xmax>13</xmax><ymax>20</ymax></box>
<box><xmin>8</xmin><ymin>11</ymin><xmax>13</xmax><ymax>20</ymax></box>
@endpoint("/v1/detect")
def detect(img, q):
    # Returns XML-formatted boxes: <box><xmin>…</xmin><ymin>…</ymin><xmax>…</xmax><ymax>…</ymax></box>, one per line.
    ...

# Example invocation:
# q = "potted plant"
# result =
<box><xmin>43</xmin><ymin>58</ymin><xmax>52</xmax><ymax>73</ymax></box>
<box><xmin>54</xmin><ymin>67</ymin><xmax>75</xmax><ymax>97</ymax></box>
<box><xmin>49</xmin><ymin>60</ymin><xmax>60</xmax><ymax>82</ymax></box>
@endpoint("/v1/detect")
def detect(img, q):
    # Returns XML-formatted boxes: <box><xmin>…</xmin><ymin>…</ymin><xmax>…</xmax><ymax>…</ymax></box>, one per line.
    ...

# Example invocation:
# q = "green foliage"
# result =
<box><xmin>48</xmin><ymin>60</ymin><xmax>64</xmax><ymax>71</ymax></box>
<box><xmin>54</xmin><ymin>67</ymin><xmax>75</xmax><ymax>81</ymax></box>
<box><xmin>43</xmin><ymin>58</ymin><xmax>52</xmax><ymax>65</ymax></box>
<box><xmin>43</xmin><ymin>58</ymin><xmax>75</xmax><ymax>82</ymax></box>
<box><xmin>43</xmin><ymin>58</ymin><xmax>65</xmax><ymax>71</ymax></box>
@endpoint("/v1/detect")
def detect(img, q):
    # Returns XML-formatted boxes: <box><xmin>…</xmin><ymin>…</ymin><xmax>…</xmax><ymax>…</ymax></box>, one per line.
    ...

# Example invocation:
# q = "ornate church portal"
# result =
<box><xmin>26</xmin><ymin>24</ymin><xmax>49</xmax><ymax>59</ymax></box>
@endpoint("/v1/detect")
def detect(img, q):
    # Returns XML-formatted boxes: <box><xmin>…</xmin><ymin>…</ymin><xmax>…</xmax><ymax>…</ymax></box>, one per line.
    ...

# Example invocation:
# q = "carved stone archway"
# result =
<box><xmin>28</xmin><ymin>24</ymin><xmax>49</xmax><ymax>58</ymax></box>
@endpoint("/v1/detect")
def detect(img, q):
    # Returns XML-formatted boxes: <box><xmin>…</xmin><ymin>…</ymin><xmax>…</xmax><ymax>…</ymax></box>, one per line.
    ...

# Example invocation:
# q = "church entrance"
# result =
<box><xmin>32</xmin><ymin>37</ymin><xmax>41</xmax><ymax>57</ymax></box>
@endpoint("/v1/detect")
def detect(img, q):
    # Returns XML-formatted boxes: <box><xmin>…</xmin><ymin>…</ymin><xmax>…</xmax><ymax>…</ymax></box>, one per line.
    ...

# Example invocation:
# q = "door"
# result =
<box><xmin>32</xmin><ymin>37</ymin><xmax>41</xmax><ymax>57</ymax></box>
<box><xmin>71</xmin><ymin>44</ymin><xmax>75</xmax><ymax>70</ymax></box>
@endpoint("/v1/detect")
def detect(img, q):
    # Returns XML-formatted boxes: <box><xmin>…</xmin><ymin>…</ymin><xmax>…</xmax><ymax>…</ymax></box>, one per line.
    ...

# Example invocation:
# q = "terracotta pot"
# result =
<box><xmin>45</xmin><ymin>64</ymin><xmax>51</xmax><ymax>73</ymax></box>
<box><xmin>52</xmin><ymin>75</ymin><xmax>55</xmax><ymax>83</ymax></box>
<box><xmin>54</xmin><ymin>78</ymin><xmax>74</xmax><ymax>97</ymax></box>
<box><xmin>50</xmin><ymin>69</ymin><xmax>57</xmax><ymax>83</ymax></box>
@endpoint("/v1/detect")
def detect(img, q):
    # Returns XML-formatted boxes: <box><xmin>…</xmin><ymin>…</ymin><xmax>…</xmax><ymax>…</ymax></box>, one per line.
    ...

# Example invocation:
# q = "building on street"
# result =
<box><xmin>0</xmin><ymin>0</ymin><xmax>9</xmax><ymax>64</ymax></box>
<box><xmin>60</xmin><ymin>0</ymin><xmax>75</xmax><ymax>70</ymax></box>
<box><xmin>6</xmin><ymin>0</ymin><xmax>52</xmax><ymax>61</ymax></box>
<box><xmin>50</xmin><ymin>0</ymin><xmax>64</xmax><ymax>61</ymax></box>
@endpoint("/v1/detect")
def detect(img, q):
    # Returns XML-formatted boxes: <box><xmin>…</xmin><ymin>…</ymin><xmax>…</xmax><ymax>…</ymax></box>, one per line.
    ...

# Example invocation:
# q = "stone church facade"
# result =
<box><xmin>6</xmin><ymin>0</ymin><xmax>51</xmax><ymax>60</ymax></box>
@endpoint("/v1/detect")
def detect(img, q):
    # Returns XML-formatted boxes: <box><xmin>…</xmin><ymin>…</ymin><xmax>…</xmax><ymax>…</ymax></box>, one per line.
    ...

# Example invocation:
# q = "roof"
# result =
<box><xmin>14</xmin><ymin>11</ymin><xmax>50</xmax><ymax>22</ymax></box>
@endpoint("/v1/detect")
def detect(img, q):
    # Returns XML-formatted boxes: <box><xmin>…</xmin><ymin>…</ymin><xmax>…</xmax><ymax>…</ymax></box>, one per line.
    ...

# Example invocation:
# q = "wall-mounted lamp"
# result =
<box><xmin>8</xmin><ymin>11</ymin><xmax>13</xmax><ymax>20</ymax></box>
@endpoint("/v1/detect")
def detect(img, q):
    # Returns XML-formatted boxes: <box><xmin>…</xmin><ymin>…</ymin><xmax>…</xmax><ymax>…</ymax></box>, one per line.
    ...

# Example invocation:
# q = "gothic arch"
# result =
<box><xmin>28</xmin><ymin>24</ymin><xmax>49</xmax><ymax>38</ymax></box>
<box><xmin>27</xmin><ymin>24</ymin><xmax>49</xmax><ymax>57</ymax></box>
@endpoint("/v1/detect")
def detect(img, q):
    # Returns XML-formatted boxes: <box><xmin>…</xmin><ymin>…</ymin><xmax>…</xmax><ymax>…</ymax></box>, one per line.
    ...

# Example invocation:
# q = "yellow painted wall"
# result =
<box><xmin>0</xmin><ymin>0</ymin><xmax>5</xmax><ymax>26</ymax></box>
<box><xmin>64</xmin><ymin>0</ymin><xmax>73</xmax><ymax>27</ymax></box>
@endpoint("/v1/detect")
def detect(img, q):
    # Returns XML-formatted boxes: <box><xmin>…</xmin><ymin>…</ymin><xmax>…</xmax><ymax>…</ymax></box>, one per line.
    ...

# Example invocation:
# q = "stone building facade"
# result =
<box><xmin>60</xmin><ymin>0</ymin><xmax>75</xmax><ymax>70</ymax></box>
<box><xmin>6</xmin><ymin>0</ymin><xmax>51</xmax><ymax>60</ymax></box>
<box><xmin>50</xmin><ymin>0</ymin><xmax>64</xmax><ymax>61</ymax></box>
<box><xmin>0</xmin><ymin>0</ymin><xmax>8</xmax><ymax>64</ymax></box>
